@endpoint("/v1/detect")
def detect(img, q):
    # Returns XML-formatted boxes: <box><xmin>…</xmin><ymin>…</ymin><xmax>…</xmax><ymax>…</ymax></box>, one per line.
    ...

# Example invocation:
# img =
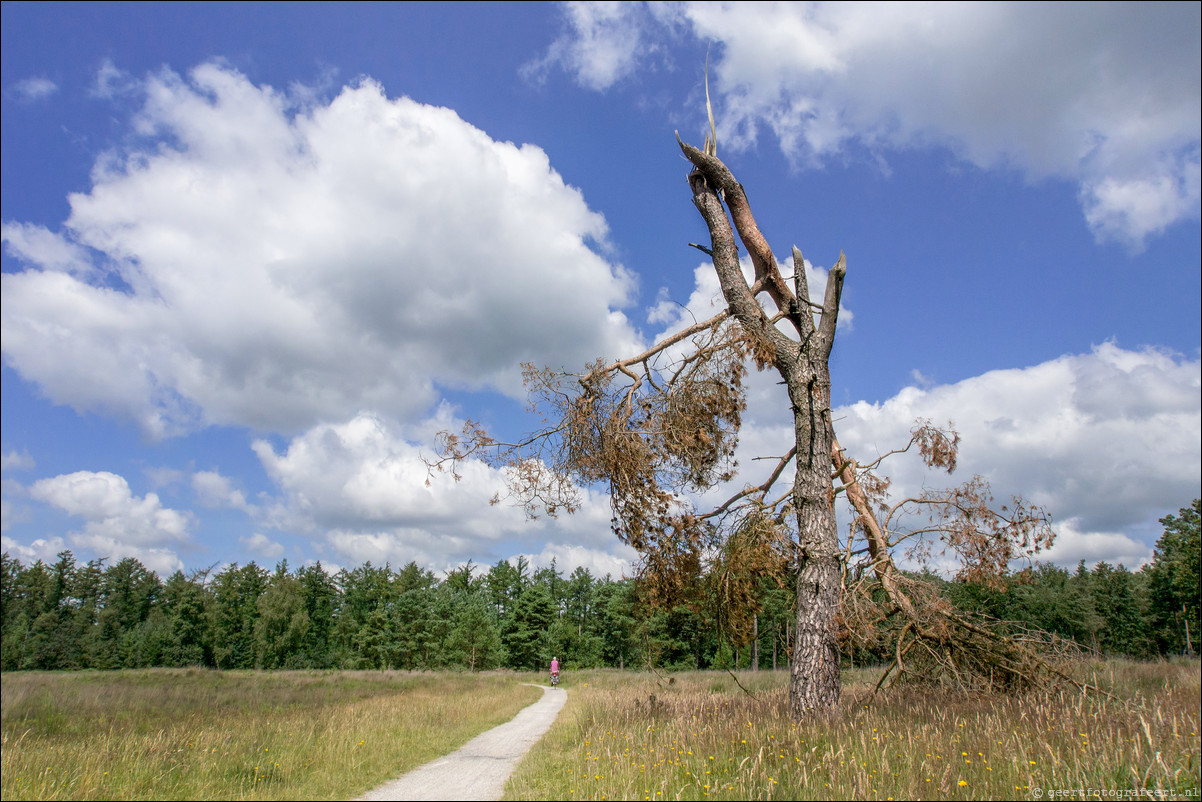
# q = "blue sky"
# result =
<box><xmin>2</xmin><ymin>1</ymin><xmax>1199</xmax><ymax>579</ymax></box>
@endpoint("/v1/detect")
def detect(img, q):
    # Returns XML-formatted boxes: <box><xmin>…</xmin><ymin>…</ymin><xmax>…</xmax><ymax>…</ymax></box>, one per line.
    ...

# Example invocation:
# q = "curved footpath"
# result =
<box><xmin>357</xmin><ymin>683</ymin><xmax>567</xmax><ymax>801</ymax></box>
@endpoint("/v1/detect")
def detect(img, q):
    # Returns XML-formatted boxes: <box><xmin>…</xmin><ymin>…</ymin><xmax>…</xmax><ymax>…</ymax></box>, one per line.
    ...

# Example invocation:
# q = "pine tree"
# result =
<box><xmin>1148</xmin><ymin>500</ymin><xmax>1201</xmax><ymax>655</ymax></box>
<box><xmin>502</xmin><ymin>583</ymin><xmax>555</xmax><ymax>670</ymax></box>
<box><xmin>255</xmin><ymin>563</ymin><xmax>309</xmax><ymax>669</ymax></box>
<box><xmin>210</xmin><ymin>562</ymin><xmax>267</xmax><ymax>669</ymax></box>
<box><xmin>447</xmin><ymin>591</ymin><xmax>504</xmax><ymax>671</ymax></box>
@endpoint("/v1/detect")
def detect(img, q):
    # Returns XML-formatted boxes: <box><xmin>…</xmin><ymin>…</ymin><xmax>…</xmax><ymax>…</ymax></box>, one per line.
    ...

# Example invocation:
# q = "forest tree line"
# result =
<box><xmin>2</xmin><ymin>500</ymin><xmax>1197</xmax><ymax>674</ymax></box>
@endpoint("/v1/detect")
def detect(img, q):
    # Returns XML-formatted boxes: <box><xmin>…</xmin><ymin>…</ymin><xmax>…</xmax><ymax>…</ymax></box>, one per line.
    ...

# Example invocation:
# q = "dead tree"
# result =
<box><xmin>431</xmin><ymin>132</ymin><xmax>846</xmax><ymax>716</ymax></box>
<box><xmin>430</xmin><ymin>136</ymin><xmax>1061</xmax><ymax>718</ymax></box>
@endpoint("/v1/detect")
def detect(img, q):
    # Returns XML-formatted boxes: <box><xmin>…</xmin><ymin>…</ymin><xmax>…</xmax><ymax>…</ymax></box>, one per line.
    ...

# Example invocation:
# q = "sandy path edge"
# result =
<box><xmin>356</xmin><ymin>683</ymin><xmax>567</xmax><ymax>801</ymax></box>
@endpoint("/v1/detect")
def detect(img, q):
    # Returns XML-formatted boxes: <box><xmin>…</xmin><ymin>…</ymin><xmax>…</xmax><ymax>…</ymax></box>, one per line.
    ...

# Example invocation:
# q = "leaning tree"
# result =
<box><xmin>432</xmin><ymin>129</ymin><xmax>1059</xmax><ymax>718</ymax></box>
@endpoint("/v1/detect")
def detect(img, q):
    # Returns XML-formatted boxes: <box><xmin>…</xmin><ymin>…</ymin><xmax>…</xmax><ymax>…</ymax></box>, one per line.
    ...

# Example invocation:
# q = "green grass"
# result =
<box><xmin>505</xmin><ymin>660</ymin><xmax>1201</xmax><ymax>801</ymax></box>
<box><xmin>1</xmin><ymin>668</ymin><xmax>543</xmax><ymax>800</ymax></box>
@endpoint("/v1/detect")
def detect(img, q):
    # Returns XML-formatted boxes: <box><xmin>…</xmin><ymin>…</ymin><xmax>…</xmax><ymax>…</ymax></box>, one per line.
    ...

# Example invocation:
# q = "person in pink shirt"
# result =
<box><xmin>550</xmin><ymin>656</ymin><xmax>560</xmax><ymax>685</ymax></box>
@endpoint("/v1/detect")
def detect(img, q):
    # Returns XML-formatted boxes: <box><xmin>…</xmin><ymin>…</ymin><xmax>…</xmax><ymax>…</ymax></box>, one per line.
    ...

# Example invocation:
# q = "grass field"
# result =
<box><xmin>504</xmin><ymin>660</ymin><xmax>1201</xmax><ymax>801</ymax></box>
<box><xmin>0</xmin><ymin>668</ymin><xmax>542</xmax><ymax>800</ymax></box>
<box><xmin>2</xmin><ymin>661</ymin><xmax>1198</xmax><ymax>801</ymax></box>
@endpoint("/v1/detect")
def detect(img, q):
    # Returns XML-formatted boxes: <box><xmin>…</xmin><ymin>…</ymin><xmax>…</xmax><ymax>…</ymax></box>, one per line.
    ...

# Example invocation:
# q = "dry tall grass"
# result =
<box><xmin>505</xmin><ymin>660</ymin><xmax>1201</xmax><ymax>801</ymax></box>
<box><xmin>1</xmin><ymin>668</ymin><xmax>542</xmax><ymax>800</ymax></box>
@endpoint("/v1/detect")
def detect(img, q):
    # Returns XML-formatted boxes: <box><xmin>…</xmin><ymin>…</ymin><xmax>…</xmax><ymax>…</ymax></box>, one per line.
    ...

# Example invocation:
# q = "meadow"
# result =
<box><xmin>1</xmin><ymin>661</ymin><xmax>1198</xmax><ymax>800</ymax></box>
<box><xmin>505</xmin><ymin>660</ymin><xmax>1201</xmax><ymax>801</ymax></box>
<box><xmin>0</xmin><ymin>668</ymin><xmax>541</xmax><ymax>800</ymax></box>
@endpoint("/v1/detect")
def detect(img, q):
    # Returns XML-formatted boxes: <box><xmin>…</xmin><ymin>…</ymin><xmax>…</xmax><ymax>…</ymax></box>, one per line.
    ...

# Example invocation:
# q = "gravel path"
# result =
<box><xmin>356</xmin><ymin>683</ymin><xmax>567</xmax><ymax>801</ymax></box>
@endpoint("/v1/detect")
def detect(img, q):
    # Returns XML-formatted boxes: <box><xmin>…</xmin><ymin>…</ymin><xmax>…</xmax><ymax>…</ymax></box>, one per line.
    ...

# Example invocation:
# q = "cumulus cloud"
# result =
<box><xmin>243</xmin><ymin>277</ymin><xmax>1195</xmax><ymax>577</ymax></box>
<box><xmin>28</xmin><ymin>471</ymin><xmax>193</xmax><ymax>573</ymax></box>
<box><xmin>537</xmin><ymin>2</ymin><xmax>1200</xmax><ymax>248</ymax></box>
<box><xmin>523</xmin><ymin>541</ymin><xmax>638</xmax><ymax>580</ymax></box>
<box><xmin>831</xmin><ymin>343</ymin><xmax>1200</xmax><ymax>567</ymax></box>
<box><xmin>0</xmin><ymin>535</ymin><xmax>67</xmax><ymax>564</ymax></box>
<box><xmin>1038</xmin><ymin>518</ymin><xmax>1155</xmax><ymax>571</ymax></box>
<box><xmin>192</xmin><ymin>470</ymin><xmax>250</xmax><ymax>511</ymax></box>
<box><xmin>251</xmin><ymin>412</ymin><xmax>624</xmax><ymax>574</ymax></box>
<box><xmin>239</xmin><ymin>532</ymin><xmax>284</xmax><ymax>561</ymax></box>
<box><xmin>667</xmin><ymin>340</ymin><xmax>1197</xmax><ymax>572</ymax></box>
<box><xmin>1</xmin><ymin>61</ymin><xmax>641</xmax><ymax>438</ymax></box>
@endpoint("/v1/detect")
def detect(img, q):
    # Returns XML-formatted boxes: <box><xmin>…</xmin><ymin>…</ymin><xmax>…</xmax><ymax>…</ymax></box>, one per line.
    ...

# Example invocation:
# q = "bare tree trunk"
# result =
<box><xmin>680</xmin><ymin>141</ymin><xmax>845</xmax><ymax>717</ymax></box>
<box><xmin>752</xmin><ymin>613</ymin><xmax>759</xmax><ymax>671</ymax></box>
<box><xmin>788</xmin><ymin>372</ymin><xmax>841</xmax><ymax>714</ymax></box>
<box><xmin>1185</xmin><ymin>606</ymin><xmax>1195</xmax><ymax>657</ymax></box>
<box><xmin>786</xmin><ymin>621</ymin><xmax>793</xmax><ymax>669</ymax></box>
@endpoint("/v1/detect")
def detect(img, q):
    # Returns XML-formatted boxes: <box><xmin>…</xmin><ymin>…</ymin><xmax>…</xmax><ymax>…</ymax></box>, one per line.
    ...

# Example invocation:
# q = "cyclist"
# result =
<box><xmin>550</xmin><ymin>656</ymin><xmax>560</xmax><ymax>686</ymax></box>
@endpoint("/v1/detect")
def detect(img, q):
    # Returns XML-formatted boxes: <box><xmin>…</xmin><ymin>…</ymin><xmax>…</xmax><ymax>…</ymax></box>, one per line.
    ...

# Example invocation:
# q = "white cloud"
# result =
<box><xmin>9</xmin><ymin>77</ymin><xmax>58</xmax><ymax>101</ymax></box>
<box><xmin>524</xmin><ymin>2</ymin><xmax>678</xmax><ymax>90</ymax></box>
<box><xmin>1038</xmin><ymin>517</ymin><xmax>1154</xmax><ymax>571</ymax></box>
<box><xmin>0</xmin><ymin>535</ymin><xmax>67</xmax><ymax>564</ymax></box>
<box><xmin>28</xmin><ymin>470</ymin><xmax>193</xmax><ymax>574</ymax></box>
<box><xmin>239</xmin><ymin>532</ymin><xmax>284</xmax><ymax>561</ymax></box>
<box><xmin>192</xmin><ymin>470</ymin><xmax>250</xmax><ymax>511</ymax></box>
<box><xmin>251</xmin><ymin>411</ymin><xmax>620</xmax><ymax>574</ymax></box>
<box><xmin>0</xmin><ymin>223</ymin><xmax>95</xmax><ymax>277</ymax></box>
<box><xmin>243</xmin><ymin>309</ymin><xmax>1195</xmax><ymax>578</ymax></box>
<box><xmin>91</xmin><ymin>58</ymin><xmax>134</xmax><ymax>99</ymax></box>
<box><xmin>2</xmin><ymin>61</ymin><xmax>641</xmax><ymax>438</ymax></box>
<box><xmin>832</xmin><ymin>342</ymin><xmax>1200</xmax><ymax>567</ymax></box>
<box><xmin>144</xmin><ymin>466</ymin><xmax>186</xmax><ymax>489</ymax></box>
<box><xmin>1</xmin><ymin>498</ymin><xmax>24</xmax><ymax>533</ymax></box>
<box><xmin>1083</xmin><ymin>163</ymin><xmax>1202</xmax><ymax>247</ymax></box>
<box><xmin>683</xmin><ymin>341</ymin><xmax>1196</xmax><ymax>574</ymax></box>
<box><xmin>539</xmin><ymin>2</ymin><xmax>1201</xmax><ymax>248</ymax></box>
<box><xmin>523</xmin><ymin>541</ymin><xmax>637</xmax><ymax>580</ymax></box>
<box><xmin>1</xmin><ymin>450</ymin><xmax>35</xmax><ymax>472</ymax></box>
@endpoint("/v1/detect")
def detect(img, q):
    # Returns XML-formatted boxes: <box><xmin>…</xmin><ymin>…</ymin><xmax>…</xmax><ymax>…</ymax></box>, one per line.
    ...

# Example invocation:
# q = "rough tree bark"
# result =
<box><xmin>678</xmin><ymin>140</ymin><xmax>846</xmax><ymax>716</ymax></box>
